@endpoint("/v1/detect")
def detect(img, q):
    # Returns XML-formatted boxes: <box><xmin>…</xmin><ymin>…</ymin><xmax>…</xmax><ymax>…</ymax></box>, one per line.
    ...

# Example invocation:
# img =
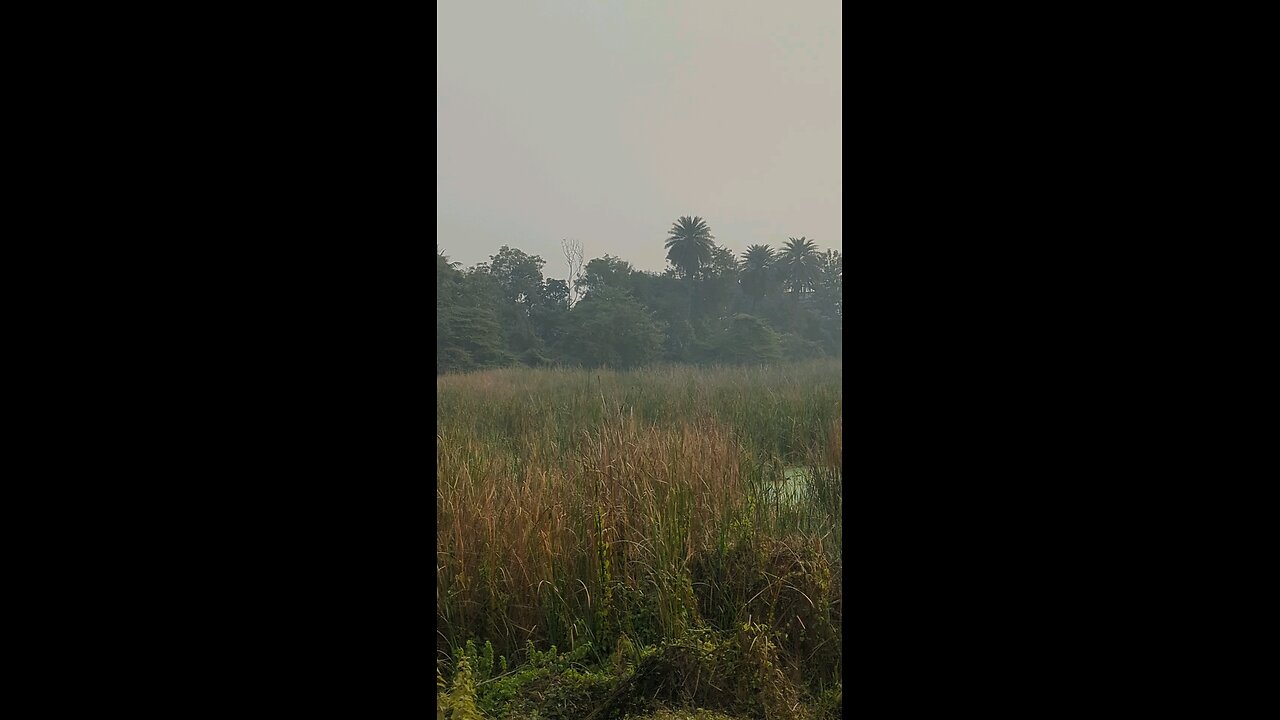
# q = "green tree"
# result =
<box><xmin>438</xmin><ymin>306</ymin><xmax>513</xmax><ymax>372</ymax></box>
<box><xmin>563</xmin><ymin>286</ymin><xmax>664</xmax><ymax>368</ymax></box>
<box><xmin>436</xmin><ymin>229</ymin><xmax>840</xmax><ymax>371</ymax></box>
<box><xmin>665</xmin><ymin>216</ymin><xmax>715</xmax><ymax>320</ymax></box>
<box><xmin>488</xmin><ymin>246</ymin><xmax>546</xmax><ymax>307</ymax></box>
<box><xmin>717</xmin><ymin>314</ymin><xmax>783</xmax><ymax>364</ymax></box>
<box><xmin>779</xmin><ymin>237</ymin><xmax>820</xmax><ymax>297</ymax></box>
<box><xmin>812</xmin><ymin>249</ymin><xmax>842</xmax><ymax>356</ymax></box>
<box><xmin>575</xmin><ymin>254</ymin><xmax>635</xmax><ymax>299</ymax></box>
<box><xmin>437</xmin><ymin>260</ymin><xmax>515</xmax><ymax>373</ymax></box>
<box><xmin>437</xmin><ymin>250</ymin><xmax>465</xmax><ymax>372</ymax></box>
<box><xmin>529</xmin><ymin>277</ymin><xmax>571</xmax><ymax>362</ymax></box>
<box><xmin>486</xmin><ymin>246</ymin><xmax>549</xmax><ymax>360</ymax></box>
<box><xmin>739</xmin><ymin>244</ymin><xmax>776</xmax><ymax>312</ymax></box>
<box><xmin>814</xmin><ymin>249</ymin><xmax>842</xmax><ymax>318</ymax></box>
<box><xmin>664</xmin><ymin>216</ymin><xmax>715</xmax><ymax>279</ymax></box>
<box><xmin>627</xmin><ymin>271</ymin><xmax>694</xmax><ymax>361</ymax></box>
<box><xmin>696</xmin><ymin>244</ymin><xmax>741</xmax><ymax>319</ymax></box>
<box><xmin>778</xmin><ymin>236</ymin><xmax>821</xmax><ymax>335</ymax></box>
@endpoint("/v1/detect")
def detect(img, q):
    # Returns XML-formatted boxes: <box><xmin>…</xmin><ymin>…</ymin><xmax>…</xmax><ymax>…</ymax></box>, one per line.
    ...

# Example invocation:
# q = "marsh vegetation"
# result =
<box><xmin>437</xmin><ymin>360</ymin><xmax>842</xmax><ymax>719</ymax></box>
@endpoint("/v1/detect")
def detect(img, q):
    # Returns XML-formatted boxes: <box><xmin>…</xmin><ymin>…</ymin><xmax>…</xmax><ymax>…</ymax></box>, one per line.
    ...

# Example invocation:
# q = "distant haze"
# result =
<box><xmin>437</xmin><ymin>0</ymin><xmax>841</xmax><ymax>276</ymax></box>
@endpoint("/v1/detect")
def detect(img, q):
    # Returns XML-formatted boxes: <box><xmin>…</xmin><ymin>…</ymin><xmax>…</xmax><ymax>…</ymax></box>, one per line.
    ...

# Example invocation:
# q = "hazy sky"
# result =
<box><xmin>437</xmin><ymin>0</ymin><xmax>841</xmax><ymax>277</ymax></box>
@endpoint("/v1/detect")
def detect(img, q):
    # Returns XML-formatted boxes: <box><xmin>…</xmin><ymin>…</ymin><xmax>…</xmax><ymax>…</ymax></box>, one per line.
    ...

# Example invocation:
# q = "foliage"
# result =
<box><xmin>716</xmin><ymin>315</ymin><xmax>782</xmax><ymax>365</ymax></box>
<box><xmin>437</xmin><ymin>220</ymin><xmax>840</xmax><ymax>374</ymax></box>
<box><xmin>778</xmin><ymin>238</ymin><xmax>820</xmax><ymax>297</ymax></box>
<box><xmin>577</xmin><ymin>255</ymin><xmax>636</xmax><ymax>298</ymax></box>
<box><xmin>738</xmin><ymin>244</ymin><xmax>776</xmax><ymax>311</ymax></box>
<box><xmin>439</xmin><ymin>624</ymin><xmax>837</xmax><ymax>720</ymax></box>
<box><xmin>664</xmin><ymin>216</ymin><xmax>716</xmax><ymax>280</ymax></box>
<box><xmin>437</xmin><ymin>361</ymin><xmax>841</xmax><ymax>719</ymax></box>
<box><xmin>438</xmin><ymin>305</ymin><xmax>516</xmax><ymax>374</ymax></box>
<box><xmin>561</xmin><ymin>287</ymin><xmax>665</xmax><ymax>368</ymax></box>
<box><xmin>439</xmin><ymin>654</ymin><xmax>484</xmax><ymax>720</ymax></box>
<box><xmin>489</xmin><ymin>246</ymin><xmax>548</xmax><ymax>306</ymax></box>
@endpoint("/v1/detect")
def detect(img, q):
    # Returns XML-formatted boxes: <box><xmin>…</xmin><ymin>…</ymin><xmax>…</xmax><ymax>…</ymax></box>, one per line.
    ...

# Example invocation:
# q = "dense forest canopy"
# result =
<box><xmin>437</xmin><ymin>217</ymin><xmax>841</xmax><ymax>374</ymax></box>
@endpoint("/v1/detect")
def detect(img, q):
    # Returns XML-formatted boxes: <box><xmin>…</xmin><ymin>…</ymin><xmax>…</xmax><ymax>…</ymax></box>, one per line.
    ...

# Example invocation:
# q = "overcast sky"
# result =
<box><xmin>437</xmin><ymin>0</ymin><xmax>841</xmax><ymax>277</ymax></box>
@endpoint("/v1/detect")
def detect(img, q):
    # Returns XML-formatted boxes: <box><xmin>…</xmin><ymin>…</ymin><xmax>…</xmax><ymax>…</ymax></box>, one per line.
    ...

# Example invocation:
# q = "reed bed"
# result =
<box><xmin>437</xmin><ymin>360</ymin><xmax>842</xmax><ymax>719</ymax></box>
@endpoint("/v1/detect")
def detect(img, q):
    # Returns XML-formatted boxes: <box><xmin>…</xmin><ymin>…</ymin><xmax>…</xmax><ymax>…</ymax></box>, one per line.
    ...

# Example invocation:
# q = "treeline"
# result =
<box><xmin>437</xmin><ymin>215</ymin><xmax>841</xmax><ymax>374</ymax></box>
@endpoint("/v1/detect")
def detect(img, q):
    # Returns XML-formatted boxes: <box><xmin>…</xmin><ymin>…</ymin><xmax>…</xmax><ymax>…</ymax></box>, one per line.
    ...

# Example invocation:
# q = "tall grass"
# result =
<box><xmin>437</xmin><ymin>359</ymin><xmax>842</xmax><ymax>687</ymax></box>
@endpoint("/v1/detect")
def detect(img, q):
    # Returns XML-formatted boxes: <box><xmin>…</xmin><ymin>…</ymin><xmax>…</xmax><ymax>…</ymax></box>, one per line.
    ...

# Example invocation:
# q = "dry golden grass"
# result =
<box><xmin>437</xmin><ymin>360</ymin><xmax>841</xmax><ymax>678</ymax></box>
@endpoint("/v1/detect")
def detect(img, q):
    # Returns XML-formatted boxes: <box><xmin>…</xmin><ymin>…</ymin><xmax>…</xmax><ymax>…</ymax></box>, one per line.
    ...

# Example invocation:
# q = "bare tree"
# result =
<box><xmin>561</xmin><ymin>238</ymin><xmax>584</xmax><ymax>308</ymax></box>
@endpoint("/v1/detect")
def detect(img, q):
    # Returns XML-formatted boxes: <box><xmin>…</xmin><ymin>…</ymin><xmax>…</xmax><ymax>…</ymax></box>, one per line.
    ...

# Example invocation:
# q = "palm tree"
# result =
<box><xmin>740</xmin><ymin>244</ymin><xmax>775</xmax><ymax>312</ymax></box>
<box><xmin>779</xmin><ymin>237</ymin><xmax>819</xmax><ymax>332</ymax></box>
<box><xmin>779</xmin><ymin>237</ymin><xmax>819</xmax><ymax>297</ymax></box>
<box><xmin>664</xmin><ymin>216</ymin><xmax>715</xmax><ymax>279</ymax></box>
<box><xmin>812</xmin><ymin>249</ymin><xmax>842</xmax><ymax>321</ymax></box>
<box><xmin>665</xmin><ymin>215</ymin><xmax>715</xmax><ymax>318</ymax></box>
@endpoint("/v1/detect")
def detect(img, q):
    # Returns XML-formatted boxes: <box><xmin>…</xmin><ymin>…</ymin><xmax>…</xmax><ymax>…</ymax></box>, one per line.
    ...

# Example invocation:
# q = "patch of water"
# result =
<box><xmin>761</xmin><ymin>466</ymin><xmax>841</xmax><ymax>508</ymax></box>
<box><xmin>759</xmin><ymin>466</ymin><xmax>810</xmax><ymax>506</ymax></box>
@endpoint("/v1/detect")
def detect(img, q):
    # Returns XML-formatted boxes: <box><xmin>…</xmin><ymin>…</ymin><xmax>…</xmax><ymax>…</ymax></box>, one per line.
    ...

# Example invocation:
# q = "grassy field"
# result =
<box><xmin>437</xmin><ymin>360</ymin><xmax>842</xmax><ymax>719</ymax></box>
